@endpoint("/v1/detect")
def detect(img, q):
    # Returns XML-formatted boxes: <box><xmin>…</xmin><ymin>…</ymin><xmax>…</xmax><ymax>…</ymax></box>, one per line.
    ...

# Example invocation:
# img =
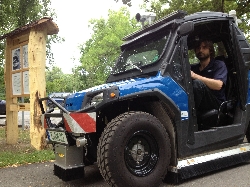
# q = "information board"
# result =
<box><xmin>11</xmin><ymin>44</ymin><xmax>29</xmax><ymax>96</ymax></box>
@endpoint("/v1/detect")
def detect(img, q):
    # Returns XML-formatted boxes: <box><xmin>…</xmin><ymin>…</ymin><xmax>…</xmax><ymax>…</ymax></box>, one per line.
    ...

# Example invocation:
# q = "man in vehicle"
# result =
<box><xmin>190</xmin><ymin>39</ymin><xmax>228</xmax><ymax>115</ymax></box>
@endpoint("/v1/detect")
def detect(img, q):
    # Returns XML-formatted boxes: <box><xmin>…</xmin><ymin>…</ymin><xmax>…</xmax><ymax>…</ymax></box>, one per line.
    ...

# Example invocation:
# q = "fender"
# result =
<box><xmin>118</xmin><ymin>88</ymin><xmax>181</xmax><ymax>122</ymax></box>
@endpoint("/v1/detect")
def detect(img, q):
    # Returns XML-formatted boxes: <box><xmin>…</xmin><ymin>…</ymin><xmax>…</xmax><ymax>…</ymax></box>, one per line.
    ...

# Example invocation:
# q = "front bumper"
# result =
<box><xmin>39</xmin><ymin>97</ymin><xmax>96</xmax><ymax>134</ymax></box>
<box><xmin>38</xmin><ymin>97</ymin><xmax>94</xmax><ymax>181</ymax></box>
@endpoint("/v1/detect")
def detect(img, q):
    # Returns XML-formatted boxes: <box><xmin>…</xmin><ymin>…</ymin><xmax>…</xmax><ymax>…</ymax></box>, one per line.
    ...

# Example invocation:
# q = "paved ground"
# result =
<box><xmin>0</xmin><ymin>111</ymin><xmax>30</xmax><ymax>128</ymax></box>
<box><xmin>0</xmin><ymin>162</ymin><xmax>108</xmax><ymax>187</ymax></box>
<box><xmin>0</xmin><ymin>110</ymin><xmax>60</xmax><ymax>128</ymax></box>
<box><xmin>0</xmin><ymin>161</ymin><xmax>250</xmax><ymax>187</ymax></box>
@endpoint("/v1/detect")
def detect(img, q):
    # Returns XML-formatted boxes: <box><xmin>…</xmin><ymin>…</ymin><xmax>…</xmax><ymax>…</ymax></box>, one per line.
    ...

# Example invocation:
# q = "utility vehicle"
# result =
<box><xmin>39</xmin><ymin>10</ymin><xmax>250</xmax><ymax>187</ymax></box>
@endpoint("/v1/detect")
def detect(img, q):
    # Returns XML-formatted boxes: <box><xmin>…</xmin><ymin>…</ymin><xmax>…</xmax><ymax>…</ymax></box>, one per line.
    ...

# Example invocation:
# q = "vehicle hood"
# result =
<box><xmin>65</xmin><ymin>73</ymin><xmax>188</xmax><ymax>112</ymax></box>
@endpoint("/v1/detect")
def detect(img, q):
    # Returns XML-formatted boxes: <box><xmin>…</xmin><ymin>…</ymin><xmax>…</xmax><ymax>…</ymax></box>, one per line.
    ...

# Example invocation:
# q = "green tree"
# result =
<box><xmin>113</xmin><ymin>0</ymin><xmax>250</xmax><ymax>40</ymax></box>
<box><xmin>0</xmin><ymin>0</ymin><xmax>58</xmax><ymax>61</ymax></box>
<box><xmin>78</xmin><ymin>7</ymin><xmax>139</xmax><ymax>88</ymax></box>
<box><xmin>114</xmin><ymin>0</ymin><xmax>132</xmax><ymax>6</ymax></box>
<box><xmin>46</xmin><ymin>67</ymin><xmax>76</xmax><ymax>94</ymax></box>
<box><xmin>141</xmin><ymin>0</ymin><xmax>250</xmax><ymax>40</ymax></box>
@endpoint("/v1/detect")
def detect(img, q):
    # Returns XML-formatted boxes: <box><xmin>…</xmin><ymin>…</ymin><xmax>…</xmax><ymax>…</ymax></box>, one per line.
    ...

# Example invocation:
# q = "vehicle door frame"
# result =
<box><xmin>176</xmin><ymin>19</ymin><xmax>246</xmax><ymax>158</ymax></box>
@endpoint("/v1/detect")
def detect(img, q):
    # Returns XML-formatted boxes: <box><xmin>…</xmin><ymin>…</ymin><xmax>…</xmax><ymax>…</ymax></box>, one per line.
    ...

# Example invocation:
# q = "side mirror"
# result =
<box><xmin>177</xmin><ymin>21</ymin><xmax>194</xmax><ymax>36</ymax></box>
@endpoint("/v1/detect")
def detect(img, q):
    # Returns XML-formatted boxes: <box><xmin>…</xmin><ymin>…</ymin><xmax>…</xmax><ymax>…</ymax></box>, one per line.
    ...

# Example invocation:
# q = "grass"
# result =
<box><xmin>0</xmin><ymin>126</ymin><xmax>55</xmax><ymax>168</ymax></box>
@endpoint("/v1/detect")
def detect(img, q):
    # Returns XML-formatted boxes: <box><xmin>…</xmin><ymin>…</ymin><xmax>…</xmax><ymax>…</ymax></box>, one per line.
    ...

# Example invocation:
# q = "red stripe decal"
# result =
<box><xmin>64</xmin><ymin>118</ymin><xmax>72</xmax><ymax>132</ymax></box>
<box><xmin>69</xmin><ymin>113</ymin><xmax>96</xmax><ymax>133</ymax></box>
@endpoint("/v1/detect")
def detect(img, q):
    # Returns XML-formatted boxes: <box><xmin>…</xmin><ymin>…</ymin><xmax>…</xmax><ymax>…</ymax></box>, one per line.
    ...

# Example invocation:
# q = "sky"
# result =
<box><xmin>50</xmin><ymin>0</ymin><xmax>144</xmax><ymax>74</ymax></box>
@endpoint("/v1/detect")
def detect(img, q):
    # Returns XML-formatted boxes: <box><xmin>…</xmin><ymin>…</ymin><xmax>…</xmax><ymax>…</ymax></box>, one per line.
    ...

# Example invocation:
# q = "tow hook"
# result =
<box><xmin>76</xmin><ymin>137</ymin><xmax>88</xmax><ymax>147</ymax></box>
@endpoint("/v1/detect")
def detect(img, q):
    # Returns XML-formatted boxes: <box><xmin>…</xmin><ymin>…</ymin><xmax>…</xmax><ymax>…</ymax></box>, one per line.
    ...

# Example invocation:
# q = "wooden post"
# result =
<box><xmin>29</xmin><ymin>25</ymin><xmax>47</xmax><ymax>150</ymax></box>
<box><xmin>5</xmin><ymin>38</ymin><xmax>18</xmax><ymax>144</ymax></box>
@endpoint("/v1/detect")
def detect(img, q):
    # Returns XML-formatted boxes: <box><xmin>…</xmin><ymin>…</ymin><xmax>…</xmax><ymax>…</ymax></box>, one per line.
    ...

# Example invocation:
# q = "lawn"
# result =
<box><xmin>0</xmin><ymin>126</ymin><xmax>55</xmax><ymax>168</ymax></box>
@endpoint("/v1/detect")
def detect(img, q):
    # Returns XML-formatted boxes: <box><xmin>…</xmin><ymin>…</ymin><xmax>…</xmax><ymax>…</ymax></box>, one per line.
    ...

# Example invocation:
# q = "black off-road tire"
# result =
<box><xmin>97</xmin><ymin>111</ymin><xmax>171</xmax><ymax>187</ymax></box>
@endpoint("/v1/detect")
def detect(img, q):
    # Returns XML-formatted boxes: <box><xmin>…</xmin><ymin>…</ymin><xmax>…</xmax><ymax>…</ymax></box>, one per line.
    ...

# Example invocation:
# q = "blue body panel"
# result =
<box><xmin>65</xmin><ymin>72</ymin><xmax>189</xmax><ymax>119</ymax></box>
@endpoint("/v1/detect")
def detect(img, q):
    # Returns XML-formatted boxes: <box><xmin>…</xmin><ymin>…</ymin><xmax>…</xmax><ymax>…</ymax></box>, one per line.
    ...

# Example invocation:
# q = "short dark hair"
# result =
<box><xmin>194</xmin><ymin>39</ymin><xmax>215</xmax><ymax>59</ymax></box>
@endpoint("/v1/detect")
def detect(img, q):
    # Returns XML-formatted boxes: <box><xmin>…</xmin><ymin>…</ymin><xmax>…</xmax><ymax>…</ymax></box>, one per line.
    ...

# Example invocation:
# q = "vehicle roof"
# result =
<box><xmin>123</xmin><ymin>10</ymin><xmax>233</xmax><ymax>42</ymax></box>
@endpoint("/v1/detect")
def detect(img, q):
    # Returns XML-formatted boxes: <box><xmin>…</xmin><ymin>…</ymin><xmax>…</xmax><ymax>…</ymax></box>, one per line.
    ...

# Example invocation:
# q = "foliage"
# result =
<box><xmin>141</xmin><ymin>0</ymin><xmax>250</xmax><ymax>40</ymax></box>
<box><xmin>78</xmin><ymin>7</ymin><xmax>140</xmax><ymax>89</ymax></box>
<box><xmin>113</xmin><ymin>0</ymin><xmax>250</xmax><ymax>40</ymax></box>
<box><xmin>46</xmin><ymin>67</ymin><xmax>76</xmax><ymax>94</ymax></box>
<box><xmin>0</xmin><ymin>127</ymin><xmax>54</xmax><ymax>168</ymax></box>
<box><xmin>0</xmin><ymin>0</ymin><xmax>59</xmax><ymax>63</ymax></box>
<box><xmin>115</xmin><ymin>0</ymin><xmax>132</xmax><ymax>6</ymax></box>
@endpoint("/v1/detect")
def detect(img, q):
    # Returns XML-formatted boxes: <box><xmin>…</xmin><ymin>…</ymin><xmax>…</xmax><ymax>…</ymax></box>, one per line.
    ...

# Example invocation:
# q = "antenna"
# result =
<box><xmin>135</xmin><ymin>12</ymin><xmax>156</xmax><ymax>28</ymax></box>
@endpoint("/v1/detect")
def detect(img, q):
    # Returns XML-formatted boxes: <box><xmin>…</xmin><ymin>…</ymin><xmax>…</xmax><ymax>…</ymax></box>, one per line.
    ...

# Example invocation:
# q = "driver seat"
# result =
<box><xmin>198</xmin><ymin>100</ymin><xmax>235</xmax><ymax>130</ymax></box>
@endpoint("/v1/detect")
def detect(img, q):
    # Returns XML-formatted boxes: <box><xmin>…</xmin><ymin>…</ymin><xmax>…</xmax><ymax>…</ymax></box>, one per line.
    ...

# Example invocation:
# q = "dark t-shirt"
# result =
<box><xmin>191</xmin><ymin>58</ymin><xmax>228</xmax><ymax>102</ymax></box>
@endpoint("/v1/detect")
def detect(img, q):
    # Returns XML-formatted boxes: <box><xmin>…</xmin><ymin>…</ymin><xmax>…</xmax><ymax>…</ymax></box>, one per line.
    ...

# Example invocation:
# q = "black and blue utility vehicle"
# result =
<box><xmin>39</xmin><ymin>10</ymin><xmax>250</xmax><ymax>187</ymax></box>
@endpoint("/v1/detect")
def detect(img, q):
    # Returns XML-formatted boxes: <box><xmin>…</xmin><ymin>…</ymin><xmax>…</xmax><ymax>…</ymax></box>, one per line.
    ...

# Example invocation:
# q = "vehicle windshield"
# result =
<box><xmin>111</xmin><ymin>31</ymin><xmax>170</xmax><ymax>74</ymax></box>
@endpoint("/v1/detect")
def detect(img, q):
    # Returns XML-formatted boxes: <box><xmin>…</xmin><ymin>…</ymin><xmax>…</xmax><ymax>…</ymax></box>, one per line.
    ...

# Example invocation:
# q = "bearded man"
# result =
<box><xmin>191</xmin><ymin>39</ymin><xmax>228</xmax><ymax>115</ymax></box>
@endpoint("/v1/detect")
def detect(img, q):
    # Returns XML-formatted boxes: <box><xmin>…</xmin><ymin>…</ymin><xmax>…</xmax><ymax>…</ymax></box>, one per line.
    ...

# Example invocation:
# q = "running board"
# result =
<box><xmin>166</xmin><ymin>143</ymin><xmax>250</xmax><ymax>184</ymax></box>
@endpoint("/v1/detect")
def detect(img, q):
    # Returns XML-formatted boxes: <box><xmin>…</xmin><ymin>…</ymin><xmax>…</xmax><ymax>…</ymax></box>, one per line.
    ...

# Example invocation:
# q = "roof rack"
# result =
<box><xmin>123</xmin><ymin>10</ymin><xmax>187</xmax><ymax>41</ymax></box>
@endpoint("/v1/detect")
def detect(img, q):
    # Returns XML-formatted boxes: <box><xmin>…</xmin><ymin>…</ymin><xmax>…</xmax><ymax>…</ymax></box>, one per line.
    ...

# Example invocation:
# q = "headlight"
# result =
<box><xmin>90</xmin><ymin>92</ymin><xmax>103</xmax><ymax>106</ymax></box>
<box><xmin>82</xmin><ymin>86</ymin><xmax>119</xmax><ymax>109</ymax></box>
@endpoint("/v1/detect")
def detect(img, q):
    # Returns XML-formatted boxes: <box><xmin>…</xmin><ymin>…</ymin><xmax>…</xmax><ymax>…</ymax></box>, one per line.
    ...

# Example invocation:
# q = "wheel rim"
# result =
<box><xmin>124</xmin><ymin>130</ymin><xmax>159</xmax><ymax>177</ymax></box>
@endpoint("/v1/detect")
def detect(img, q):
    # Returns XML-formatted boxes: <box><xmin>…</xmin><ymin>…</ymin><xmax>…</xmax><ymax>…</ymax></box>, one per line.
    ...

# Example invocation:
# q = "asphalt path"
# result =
<box><xmin>0</xmin><ymin>161</ymin><xmax>250</xmax><ymax>187</ymax></box>
<box><xmin>0</xmin><ymin>110</ymin><xmax>59</xmax><ymax>128</ymax></box>
<box><xmin>0</xmin><ymin>111</ymin><xmax>30</xmax><ymax>128</ymax></box>
<box><xmin>0</xmin><ymin>111</ymin><xmax>250</xmax><ymax>186</ymax></box>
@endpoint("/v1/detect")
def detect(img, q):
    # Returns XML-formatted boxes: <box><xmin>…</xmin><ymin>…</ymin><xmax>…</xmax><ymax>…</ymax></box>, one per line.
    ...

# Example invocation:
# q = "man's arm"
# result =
<box><xmin>191</xmin><ymin>70</ymin><xmax>223</xmax><ymax>90</ymax></box>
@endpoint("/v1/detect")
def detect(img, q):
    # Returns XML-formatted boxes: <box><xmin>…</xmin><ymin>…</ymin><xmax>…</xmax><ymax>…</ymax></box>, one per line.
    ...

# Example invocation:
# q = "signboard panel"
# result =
<box><xmin>11</xmin><ymin>44</ymin><xmax>29</xmax><ymax>96</ymax></box>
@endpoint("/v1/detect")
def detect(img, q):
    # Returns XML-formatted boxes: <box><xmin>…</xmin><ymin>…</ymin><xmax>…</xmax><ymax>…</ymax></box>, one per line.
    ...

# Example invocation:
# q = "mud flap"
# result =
<box><xmin>54</xmin><ymin>164</ymin><xmax>84</xmax><ymax>181</ymax></box>
<box><xmin>53</xmin><ymin>144</ymin><xmax>85</xmax><ymax>181</ymax></box>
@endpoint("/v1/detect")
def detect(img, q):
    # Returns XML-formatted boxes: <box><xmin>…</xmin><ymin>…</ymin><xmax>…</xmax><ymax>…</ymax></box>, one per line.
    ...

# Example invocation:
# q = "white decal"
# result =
<box><xmin>181</xmin><ymin>111</ymin><xmax>188</xmax><ymax>118</ymax></box>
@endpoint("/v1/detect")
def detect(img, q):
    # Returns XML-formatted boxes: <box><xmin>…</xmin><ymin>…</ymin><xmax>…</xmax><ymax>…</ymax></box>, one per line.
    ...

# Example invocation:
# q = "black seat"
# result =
<box><xmin>198</xmin><ymin>100</ymin><xmax>235</xmax><ymax>130</ymax></box>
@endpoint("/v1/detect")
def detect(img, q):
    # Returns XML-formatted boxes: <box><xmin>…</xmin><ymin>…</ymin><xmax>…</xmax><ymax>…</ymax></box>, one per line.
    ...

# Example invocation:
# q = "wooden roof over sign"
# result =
<box><xmin>0</xmin><ymin>17</ymin><xmax>59</xmax><ymax>40</ymax></box>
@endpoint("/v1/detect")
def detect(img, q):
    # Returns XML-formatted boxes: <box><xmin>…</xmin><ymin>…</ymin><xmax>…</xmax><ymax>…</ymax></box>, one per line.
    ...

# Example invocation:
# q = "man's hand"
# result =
<box><xmin>190</xmin><ymin>70</ymin><xmax>223</xmax><ymax>90</ymax></box>
<box><xmin>190</xmin><ymin>70</ymin><xmax>198</xmax><ymax>79</ymax></box>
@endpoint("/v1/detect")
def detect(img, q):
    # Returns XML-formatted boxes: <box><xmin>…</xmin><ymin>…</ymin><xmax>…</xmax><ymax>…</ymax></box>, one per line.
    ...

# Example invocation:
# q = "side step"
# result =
<box><xmin>167</xmin><ymin>143</ymin><xmax>250</xmax><ymax>184</ymax></box>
